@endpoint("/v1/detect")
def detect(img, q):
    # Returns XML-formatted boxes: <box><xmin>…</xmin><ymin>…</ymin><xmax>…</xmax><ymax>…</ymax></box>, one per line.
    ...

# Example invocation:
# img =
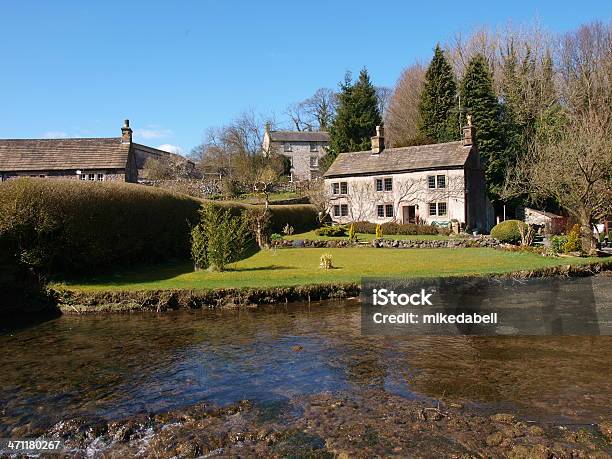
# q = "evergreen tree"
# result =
<box><xmin>460</xmin><ymin>54</ymin><xmax>506</xmax><ymax>200</ymax></box>
<box><xmin>418</xmin><ymin>45</ymin><xmax>459</xmax><ymax>143</ymax></box>
<box><xmin>327</xmin><ymin>69</ymin><xmax>382</xmax><ymax>162</ymax></box>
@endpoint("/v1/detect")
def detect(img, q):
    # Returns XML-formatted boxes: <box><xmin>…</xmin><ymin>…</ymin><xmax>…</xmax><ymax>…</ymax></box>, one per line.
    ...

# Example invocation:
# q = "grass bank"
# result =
<box><xmin>53</xmin><ymin>247</ymin><xmax>604</xmax><ymax>292</ymax></box>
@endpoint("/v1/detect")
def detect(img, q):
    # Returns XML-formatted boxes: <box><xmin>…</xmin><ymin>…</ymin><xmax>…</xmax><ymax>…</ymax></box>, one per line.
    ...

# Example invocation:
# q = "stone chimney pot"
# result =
<box><xmin>371</xmin><ymin>125</ymin><xmax>385</xmax><ymax>154</ymax></box>
<box><xmin>121</xmin><ymin>119</ymin><xmax>133</xmax><ymax>144</ymax></box>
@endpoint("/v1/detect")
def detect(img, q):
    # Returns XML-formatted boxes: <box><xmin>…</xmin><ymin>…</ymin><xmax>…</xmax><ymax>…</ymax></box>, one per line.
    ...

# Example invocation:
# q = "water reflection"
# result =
<box><xmin>0</xmin><ymin>278</ymin><xmax>610</xmax><ymax>436</ymax></box>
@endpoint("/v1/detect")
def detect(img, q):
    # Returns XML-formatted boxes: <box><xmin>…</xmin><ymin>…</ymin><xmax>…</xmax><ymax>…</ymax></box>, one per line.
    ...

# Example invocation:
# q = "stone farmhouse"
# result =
<box><xmin>323</xmin><ymin>123</ymin><xmax>493</xmax><ymax>232</ymax></box>
<box><xmin>262</xmin><ymin>123</ymin><xmax>329</xmax><ymax>182</ymax></box>
<box><xmin>0</xmin><ymin>120</ymin><xmax>186</xmax><ymax>183</ymax></box>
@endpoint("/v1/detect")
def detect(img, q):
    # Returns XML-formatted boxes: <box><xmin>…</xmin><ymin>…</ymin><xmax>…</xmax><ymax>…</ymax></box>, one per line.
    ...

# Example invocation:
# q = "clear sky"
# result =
<box><xmin>1</xmin><ymin>0</ymin><xmax>610</xmax><ymax>155</ymax></box>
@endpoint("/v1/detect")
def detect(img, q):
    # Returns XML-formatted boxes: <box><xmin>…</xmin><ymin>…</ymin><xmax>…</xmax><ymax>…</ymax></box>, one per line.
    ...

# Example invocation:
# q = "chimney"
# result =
<box><xmin>264</xmin><ymin>121</ymin><xmax>271</xmax><ymax>135</ymax></box>
<box><xmin>463</xmin><ymin>114</ymin><xmax>475</xmax><ymax>146</ymax></box>
<box><xmin>121</xmin><ymin>119</ymin><xmax>133</xmax><ymax>144</ymax></box>
<box><xmin>371</xmin><ymin>125</ymin><xmax>385</xmax><ymax>154</ymax></box>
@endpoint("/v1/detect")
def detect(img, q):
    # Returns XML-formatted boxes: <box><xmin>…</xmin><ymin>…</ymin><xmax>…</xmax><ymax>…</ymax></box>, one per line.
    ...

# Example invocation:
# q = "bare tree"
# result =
<box><xmin>505</xmin><ymin>111</ymin><xmax>611</xmax><ymax>254</ymax></box>
<box><xmin>556</xmin><ymin>22</ymin><xmax>612</xmax><ymax>126</ymax></box>
<box><xmin>284</xmin><ymin>88</ymin><xmax>337</xmax><ymax>132</ymax></box>
<box><xmin>385</xmin><ymin>63</ymin><xmax>427</xmax><ymax>147</ymax></box>
<box><xmin>191</xmin><ymin>110</ymin><xmax>276</xmax><ymax>179</ymax></box>
<box><xmin>344</xmin><ymin>182</ymin><xmax>375</xmax><ymax>222</ymax></box>
<box><xmin>375</xmin><ymin>86</ymin><xmax>393</xmax><ymax>120</ymax></box>
<box><xmin>302</xmin><ymin>178</ymin><xmax>333</xmax><ymax>223</ymax></box>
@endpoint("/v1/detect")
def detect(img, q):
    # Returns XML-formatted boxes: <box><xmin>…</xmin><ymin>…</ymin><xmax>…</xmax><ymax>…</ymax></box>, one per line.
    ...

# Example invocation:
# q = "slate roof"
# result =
<box><xmin>269</xmin><ymin>131</ymin><xmax>330</xmax><ymax>143</ymax></box>
<box><xmin>0</xmin><ymin>137</ymin><xmax>131</xmax><ymax>171</ymax></box>
<box><xmin>324</xmin><ymin>141</ymin><xmax>472</xmax><ymax>178</ymax></box>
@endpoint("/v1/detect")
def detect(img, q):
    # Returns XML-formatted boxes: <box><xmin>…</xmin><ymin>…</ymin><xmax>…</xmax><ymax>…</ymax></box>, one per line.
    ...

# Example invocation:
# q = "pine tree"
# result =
<box><xmin>460</xmin><ymin>54</ymin><xmax>506</xmax><ymax>200</ymax></box>
<box><xmin>418</xmin><ymin>45</ymin><xmax>459</xmax><ymax>143</ymax></box>
<box><xmin>328</xmin><ymin>69</ymin><xmax>382</xmax><ymax>159</ymax></box>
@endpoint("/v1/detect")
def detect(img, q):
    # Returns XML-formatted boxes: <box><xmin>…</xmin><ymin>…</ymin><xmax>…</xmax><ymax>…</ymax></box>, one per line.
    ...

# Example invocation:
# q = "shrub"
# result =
<box><xmin>192</xmin><ymin>203</ymin><xmax>253</xmax><ymax>271</ymax></box>
<box><xmin>315</xmin><ymin>225</ymin><xmax>347</xmax><ymax>237</ymax></box>
<box><xmin>191</xmin><ymin>224</ymin><xmax>208</xmax><ymax>270</ymax></box>
<box><xmin>319</xmin><ymin>253</ymin><xmax>333</xmax><ymax>269</ymax></box>
<box><xmin>375</xmin><ymin>224</ymin><xmax>383</xmax><ymax>239</ymax></box>
<box><xmin>0</xmin><ymin>178</ymin><xmax>201</xmax><ymax>276</ymax></box>
<box><xmin>490</xmin><ymin>220</ymin><xmax>527</xmax><ymax>244</ymax></box>
<box><xmin>351</xmin><ymin>221</ymin><xmax>440</xmax><ymax>235</ymax></box>
<box><xmin>348</xmin><ymin>223</ymin><xmax>356</xmax><ymax>241</ymax></box>
<box><xmin>564</xmin><ymin>224</ymin><xmax>581</xmax><ymax>253</ymax></box>
<box><xmin>550</xmin><ymin>235</ymin><xmax>568</xmax><ymax>254</ymax></box>
<box><xmin>270</xmin><ymin>233</ymin><xmax>283</xmax><ymax>241</ymax></box>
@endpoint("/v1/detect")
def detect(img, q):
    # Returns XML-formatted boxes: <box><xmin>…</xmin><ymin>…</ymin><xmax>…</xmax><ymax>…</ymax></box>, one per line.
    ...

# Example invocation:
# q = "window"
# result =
<box><xmin>429</xmin><ymin>202</ymin><xmax>447</xmax><ymax>216</ymax></box>
<box><xmin>283</xmin><ymin>143</ymin><xmax>292</xmax><ymax>152</ymax></box>
<box><xmin>428</xmin><ymin>174</ymin><xmax>447</xmax><ymax>188</ymax></box>
<box><xmin>377</xmin><ymin>204</ymin><xmax>393</xmax><ymax>218</ymax></box>
<box><xmin>333</xmin><ymin>204</ymin><xmax>348</xmax><ymax>217</ymax></box>
<box><xmin>310</xmin><ymin>142</ymin><xmax>318</xmax><ymax>152</ymax></box>
<box><xmin>79</xmin><ymin>174</ymin><xmax>86</xmax><ymax>181</ymax></box>
<box><xmin>438</xmin><ymin>202</ymin><xmax>447</xmax><ymax>216</ymax></box>
<box><xmin>96</xmin><ymin>173</ymin><xmax>105</xmax><ymax>181</ymax></box>
<box><xmin>429</xmin><ymin>202</ymin><xmax>438</xmax><ymax>216</ymax></box>
<box><xmin>309</xmin><ymin>156</ymin><xmax>318</xmax><ymax>168</ymax></box>
<box><xmin>332</xmin><ymin>182</ymin><xmax>348</xmax><ymax>195</ymax></box>
<box><xmin>376</xmin><ymin>177</ymin><xmax>392</xmax><ymax>191</ymax></box>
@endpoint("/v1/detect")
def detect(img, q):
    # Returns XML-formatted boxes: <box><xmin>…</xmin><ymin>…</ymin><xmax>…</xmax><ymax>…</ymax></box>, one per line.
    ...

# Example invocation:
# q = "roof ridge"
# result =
<box><xmin>0</xmin><ymin>137</ymin><xmax>121</xmax><ymax>142</ymax></box>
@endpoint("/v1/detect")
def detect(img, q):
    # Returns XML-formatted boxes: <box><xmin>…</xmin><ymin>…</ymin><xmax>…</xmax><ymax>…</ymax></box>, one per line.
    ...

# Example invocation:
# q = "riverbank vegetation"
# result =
<box><xmin>53</xmin><ymin>247</ymin><xmax>604</xmax><ymax>292</ymax></box>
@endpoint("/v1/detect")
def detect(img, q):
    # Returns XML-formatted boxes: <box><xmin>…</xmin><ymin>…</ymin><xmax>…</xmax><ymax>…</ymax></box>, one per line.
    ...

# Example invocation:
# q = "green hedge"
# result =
<box><xmin>351</xmin><ymin>221</ymin><xmax>445</xmax><ymax>235</ymax></box>
<box><xmin>212</xmin><ymin>201</ymin><xmax>318</xmax><ymax>233</ymax></box>
<box><xmin>0</xmin><ymin>179</ymin><xmax>202</xmax><ymax>275</ymax></box>
<box><xmin>490</xmin><ymin>219</ymin><xmax>527</xmax><ymax>244</ymax></box>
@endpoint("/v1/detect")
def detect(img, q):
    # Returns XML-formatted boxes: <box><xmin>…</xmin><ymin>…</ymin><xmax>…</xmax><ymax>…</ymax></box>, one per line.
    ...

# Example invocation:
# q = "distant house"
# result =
<box><xmin>0</xmin><ymin>120</ymin><xmax>183</xmax><ymax>183</ymax></box>
<box><xmin>519</xmin><ymin>207</ymin><xmax>567</xmax><ymax>234</ymax></box>
<box><xmin>323</xmin><ymin>123</ymin><xmax>493</xmax><ymax>232</ymax></box>
<box><xmin>262</xmin><ymin>123</ymin><xmax>329</xmax><ymax>182</ymax></box>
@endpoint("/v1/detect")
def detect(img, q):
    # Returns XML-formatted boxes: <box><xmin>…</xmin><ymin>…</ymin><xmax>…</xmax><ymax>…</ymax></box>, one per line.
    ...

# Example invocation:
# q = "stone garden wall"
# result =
<box><xmin>272</xmin><ymin>236</ymin><xmax>500</xmax><ymax>249</ymax></box>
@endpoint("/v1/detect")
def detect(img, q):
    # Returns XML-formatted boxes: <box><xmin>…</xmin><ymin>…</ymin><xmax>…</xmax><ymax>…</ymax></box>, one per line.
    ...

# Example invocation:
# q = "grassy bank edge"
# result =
<box><xmin>52</xmin><ymin>259</ymin><xmax>612</xmax><ymax>314</ymax></box>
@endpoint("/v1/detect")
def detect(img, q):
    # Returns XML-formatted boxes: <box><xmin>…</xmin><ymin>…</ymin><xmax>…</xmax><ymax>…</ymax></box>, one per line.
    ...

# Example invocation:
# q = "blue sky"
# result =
<box><xmin>1</xmin><ymin>1</ymin><xmax>609</xmax><ymax>155</ymax></box>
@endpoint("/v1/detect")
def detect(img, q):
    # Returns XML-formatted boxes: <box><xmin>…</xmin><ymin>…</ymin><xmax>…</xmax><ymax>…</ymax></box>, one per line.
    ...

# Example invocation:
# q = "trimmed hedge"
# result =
<box><xmin>490</xmin><ymin>219</ymin><xmax>527</xmax><ymax>244</ymax></box>
<box><xmin>212</xmin><ymin>200</ymin><xmax>318</xmax><ymax>233</ymax></box>
<box><xmin>351</xmin><ymin>221</ymin><xmax>446</xmax><ymax>235</ymax></box>
<box><xmin>0</xmin><ymin>180</ymin><xmax>320</xmax><ymax>277</ymax></box>
<box><xmin>0</xmin><ymin>179</ymin><xmax>202</xmax><ymax>275</ymax></box>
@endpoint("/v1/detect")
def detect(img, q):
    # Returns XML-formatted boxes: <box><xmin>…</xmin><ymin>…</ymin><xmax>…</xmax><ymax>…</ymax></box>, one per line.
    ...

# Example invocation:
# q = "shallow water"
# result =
<box><xmin>1</xmin><ymin>277</ymin><xmax>611</xmax><ymax>436</ymax></box>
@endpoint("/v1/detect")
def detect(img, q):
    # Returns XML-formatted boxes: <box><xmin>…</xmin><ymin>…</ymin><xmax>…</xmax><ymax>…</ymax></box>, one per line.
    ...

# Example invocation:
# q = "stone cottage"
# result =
<box><xmin>323</xmin><ymin>123</ymin><xmax>493</xmax><ymax>232</ymax></box>
<box><xmin>262</xmin><ymin>123</ymin><xmax>329</xmax><ymax>182</ymax></box>
<box><xmin>0</xmin><ymin>120</ymin><xmax>183</xmax><ymax>183</ymax></box>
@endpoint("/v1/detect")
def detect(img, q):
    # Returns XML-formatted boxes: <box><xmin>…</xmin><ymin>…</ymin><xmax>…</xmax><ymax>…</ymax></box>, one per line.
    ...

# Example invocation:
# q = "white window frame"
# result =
<box><xmin>310</xmin><ymin>142</ymin><xmax>318</xmax><ymax>152</ymax></box>
<box><xmin>428</xmin><ymin>202</ymin><xmax>447</xmax><ymax>216</ymax></box>
<box><xmin>309</xmin><ymin>156</ymin><xmax>319</xmax><ymax>168</ymax></box>
<box><xmin>284</xmin><ymin>142</ymin><xmax>292</xmax><ymax>152</ymax></box>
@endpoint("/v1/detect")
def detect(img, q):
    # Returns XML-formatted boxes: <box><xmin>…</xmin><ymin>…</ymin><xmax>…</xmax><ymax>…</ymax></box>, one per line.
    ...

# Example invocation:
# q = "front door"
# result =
<box><xmin>403</xmin><ymin>205</ymin><xmax>416</xmax><ymax>224</ymax></box>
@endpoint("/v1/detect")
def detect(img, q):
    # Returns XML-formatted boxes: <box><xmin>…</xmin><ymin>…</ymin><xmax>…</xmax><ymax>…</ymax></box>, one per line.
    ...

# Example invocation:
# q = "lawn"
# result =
<box><xmin>53</xmin><ymin>248</ymin><xmax>600</xmax><ymax>292</ymax></box>
<box><xmin>283</xmin><ymin>230</ymin><xmax>451</xmax><ymax>241</ymax></box>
